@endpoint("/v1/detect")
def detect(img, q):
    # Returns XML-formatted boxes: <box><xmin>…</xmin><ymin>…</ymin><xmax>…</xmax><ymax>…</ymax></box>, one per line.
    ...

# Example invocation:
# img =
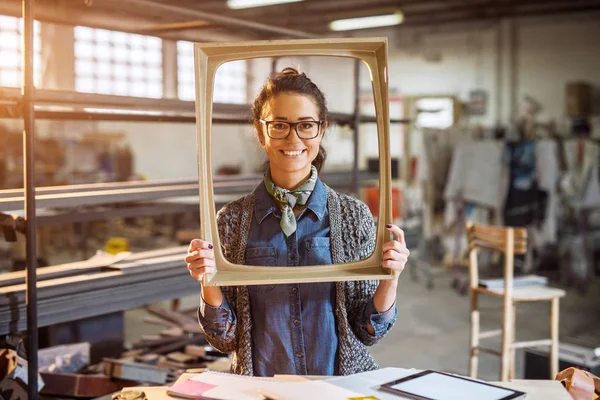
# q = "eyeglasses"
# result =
<box><xmin>259</xmin><ymin>119</ymin><xmax>324</xmax><ymax>140</ymax></box>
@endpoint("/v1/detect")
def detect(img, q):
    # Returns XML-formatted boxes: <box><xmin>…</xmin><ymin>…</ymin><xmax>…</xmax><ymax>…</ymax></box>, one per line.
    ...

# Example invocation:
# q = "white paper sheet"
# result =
<box><xmin>326</xmin><ymin>367</ymin><xmax>419</xmax><ymax>400</ymax></box>
<box><xmin>188</xmin><ymin>371</ymin><xmax>363</xmax><ymax>400</ymax></box>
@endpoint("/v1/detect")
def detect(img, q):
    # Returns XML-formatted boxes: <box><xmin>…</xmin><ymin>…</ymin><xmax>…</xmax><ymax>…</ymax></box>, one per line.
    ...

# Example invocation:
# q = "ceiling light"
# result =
<box><xmin>329</xmin><ymin>12</ymin><xmax>404</xmax><ymax>31</ymax></box>
<box><xmin>227</xmin><ymin>0</ymin><xmax>303</xmax><ymax>9</ymax></box>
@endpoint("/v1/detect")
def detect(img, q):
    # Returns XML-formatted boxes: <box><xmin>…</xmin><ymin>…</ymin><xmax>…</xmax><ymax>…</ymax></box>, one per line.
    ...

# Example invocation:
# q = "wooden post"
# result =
<box><xmin>468</xmin><ymin>238</ymin><xmax>480</xmax><ymax>378</ymax></box>
<box><xmin>550</xmin><ymin>297</ymin><xmax>559</xmax><ymax>378</ymax></box>
<box><xmin>469</xmin><ymin>292</ymin><xmax>480</xmax><ymax>378</ymax></box>
<box><xmin>510</xmin><ymin>303</ymin><xmax>517</xmax><ymax>380</ymax></box>
<box><xmin>500</xmin><ymin>228</ymin><xmax>514</xmax><ymax>382</ymax></box>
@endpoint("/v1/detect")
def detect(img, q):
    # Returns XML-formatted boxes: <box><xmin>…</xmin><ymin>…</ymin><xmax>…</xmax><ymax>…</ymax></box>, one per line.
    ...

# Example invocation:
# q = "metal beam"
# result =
<box><xmin>259</xmin><ymin>0</ymin><xmax>445</xmax><ymax>13</ymax></box>
<box><xmin>33</xmin><ymin>109</ymin><xmax>197</xmax><ymax>123</ymax></box>
<box><xmin>0</xmin><ymin>247</ymin><xmax>199</xmax><ymax>336</ymax></box>
<box><xmin>1</xmin><ymin>108</ymin><xmax>250</xmax><ymax>123</ymax></box>
<box><xmin>495</xmin><ymin>20</ymin><xmax>503</xmax><ymax>127</ymax></box>
<box><xmin>224</xmin><ymin>0</ymin><xmax>481</xmax><ymax>20</ymax></box>
<box><xmin>397</xmin><ymin>1</ymin><xmax>600</xmax><ymax>27</ymax></box>
<box><xmin>102</xmin><ymin>0</ymin><xmax>316</xmax><ymax>38</ymax></box>
<box><xmin>274</xmin><ymin>0</ymin><xmax>600</xmax><ymax>29</ymax></box>
<box><xmin>34</xmin><ymin>203</ymin><xmax>196</xmax><ymax>226</ymax></box>
<box><xmin>0</xmin><ymin>171</ymin><xmax>378</xmax><ymax>200</ymax></box>
<box><xmin>0</xmin><ymin>0</ymin><xmax>250</xmax><ymax>42</ymax></box>
<box><xmin>22</xmin><ymin>0</ymin><xmax>39</xmax><ymax>397</ymax></box>
<box><xmin>1</xmin><ymin>274</ymin><xmax>201</xmax><ymax>335</ymax></box>
<box><xmin>264</xmin><ymin>5</ymin><xmax>402</xmax><ymax>28</ymax></box>
<box><xmin>136</xmin><ymin>20</ymin><xmax>212</xmax><ymax>33</ymax></box>
<box><xmin>0</xmin><ymin>171</ymin><xmax>381</xmax><ymax>212</ymax></box>
<box><xmin>352</xmin><ymin>59</ymin><xmax>360</xmax><ymax>197</ymax></box>
<box><xmin>0</xmin><ymin>86</ymin><xmax>196</xmax><ymax>111</ymax></box>
<box><xmin>289</xmin><ymin>0</ymin><xmax>600</xmax><ymax>30</ymax></box>
<box><xmin>0</xmin><ymin>177</ymin><xmax>229</xmax><ymax>199</ymax></box>
<box><xmin>0</xmin><ymin>86</ymin><xmax>409</xmax><ymax>124</ymax></box>
<box><xmin>1</xmin><ymin>107</ymin><xmax>408</xmax><ymax>124</ymax></box>
<box><xmin>0</xmin><ymin>184</ymin><xmax>200</xmax><ymax>212</ymax></box>
<box><xmin>252</xmin><ymin>1</ymin><xmax>487</xmax><ymax>28</ymax></box>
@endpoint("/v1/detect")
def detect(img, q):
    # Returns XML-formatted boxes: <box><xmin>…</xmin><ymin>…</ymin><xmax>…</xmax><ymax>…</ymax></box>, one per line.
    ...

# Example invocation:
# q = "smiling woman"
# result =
<box><xmin>184</xmin><ymin>39</ymin><xmax>410</xmax><ymax>377</ymax></box>
<box><xmin>252</xmin><ymin>67</ymin><xmax>327</xmax><ymax>190</ymax></box>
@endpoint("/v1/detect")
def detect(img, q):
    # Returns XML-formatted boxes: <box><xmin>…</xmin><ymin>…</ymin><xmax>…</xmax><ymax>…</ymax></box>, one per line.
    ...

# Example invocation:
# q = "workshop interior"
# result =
<box><xmin>0</xmin><ymin>0</ymin><xmax>599</xmax><ymax>399</ymax></box>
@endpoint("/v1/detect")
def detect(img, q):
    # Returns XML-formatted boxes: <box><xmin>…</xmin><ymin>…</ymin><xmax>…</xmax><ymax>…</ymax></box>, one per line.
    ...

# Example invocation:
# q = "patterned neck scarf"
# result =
<box><xmin>264</xmin><ymin>165</ymin><xmax>318</xmax><ymax>237</ymax></box>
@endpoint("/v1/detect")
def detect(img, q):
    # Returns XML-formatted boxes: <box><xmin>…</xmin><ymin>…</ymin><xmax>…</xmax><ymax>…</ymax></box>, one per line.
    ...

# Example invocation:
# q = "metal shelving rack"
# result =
<box><xmin>1</xmin><ymin>2</ymin><xmax>408</xmax><ymax>397</ymax></box>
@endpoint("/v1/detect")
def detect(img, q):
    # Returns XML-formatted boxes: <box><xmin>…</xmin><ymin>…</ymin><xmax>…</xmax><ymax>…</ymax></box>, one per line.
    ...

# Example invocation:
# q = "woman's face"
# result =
<box><xmin>256</xmin><ymin>93</ymin><xmax>326</xmax><ymax>176</ymax></box>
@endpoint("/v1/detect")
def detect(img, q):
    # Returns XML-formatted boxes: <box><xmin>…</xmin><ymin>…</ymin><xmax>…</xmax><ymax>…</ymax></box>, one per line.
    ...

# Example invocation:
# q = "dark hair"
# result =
<box><xmin>252</xmin><ymin>67</ymin><xmax>328</xmax><ymax>172</ymax></box>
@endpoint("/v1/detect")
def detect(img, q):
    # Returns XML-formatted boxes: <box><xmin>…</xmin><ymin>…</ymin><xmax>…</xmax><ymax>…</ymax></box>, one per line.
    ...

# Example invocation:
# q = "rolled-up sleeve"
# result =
<box><xmin>362</xmin><ymin>299</ymin><xmax>397</xmax><ymax>337</ymax></box>
<box><xmin>198</xmin><ymin>295</ymin><xmax>236</xmax><ymax>338</ymax></box>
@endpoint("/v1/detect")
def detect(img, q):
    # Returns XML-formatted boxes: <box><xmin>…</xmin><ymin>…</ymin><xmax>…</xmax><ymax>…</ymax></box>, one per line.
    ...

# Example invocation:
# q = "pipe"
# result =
<box><xmin>495</xmin><ymin>20</ymin><xmax>503</xmax><ymax>127</ymax></box>
<box><xmin>0</xmin><ymin>86</ymin><xmax>196</xmax><ymax>111</ymax></box>
<box><xmin>352</xmin><ymin>58</ymin><xmax>360</xmax><ymax>197</ymax></box>
<box><xmin>23</xmin><ymin>0</ymin><xmax>38</xmax><ymax>398</ymax></box>
<box><xmin>108</xmin><ymin>0</ymin><xmax>316</xmax><ymax>38</ymax></box>
<box><xmin>136</xmin><ymin>20</ymin><xmax>212</xmax><ymax>33</ymax></box>
<box><xmin>396</xmin><ymin>1</ymin><xmax>600</xmax><ymax>28</ymax></box>
<box><xmin>33</xmin><ymin>110</ymin><xmax>198</xmax><ymax>123</ymax></box>
<box><xmin>271</xmin><ymin>57</ymin><xmax>278</xmax><ymax>74</ymax></box>
<box><xmin>509</xmin><ymin>18</ymin><xmax>518</xmax><ymax>123</ymax></box>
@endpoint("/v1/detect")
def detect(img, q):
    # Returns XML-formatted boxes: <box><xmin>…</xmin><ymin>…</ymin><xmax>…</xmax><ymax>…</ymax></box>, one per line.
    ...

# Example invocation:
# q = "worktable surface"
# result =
<box><xmin>122</xmin><ymin>368</ymin><xmax>571</xmax><ymax>400</ymax></box>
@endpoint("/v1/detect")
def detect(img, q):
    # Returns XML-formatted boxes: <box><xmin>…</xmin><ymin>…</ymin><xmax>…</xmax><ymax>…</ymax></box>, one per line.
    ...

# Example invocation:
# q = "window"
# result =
<box><xmin>415</xmin><ymin>98</ymin><xmax>454</xmax><ymax>129</ymax></box>
<box><xmin>74</xmin><ymin>26</ymin><xmax>163</xmax><ymax>98</ymax></box>
<box><xmin>0</xmin><ymin>15</ymin><xmax>41</xmax><ymax>87</ymax></box>
<box><xmin>177</xmin><ymin>41</ymin><xmax>247</xmax><ymax>103</ymax></box>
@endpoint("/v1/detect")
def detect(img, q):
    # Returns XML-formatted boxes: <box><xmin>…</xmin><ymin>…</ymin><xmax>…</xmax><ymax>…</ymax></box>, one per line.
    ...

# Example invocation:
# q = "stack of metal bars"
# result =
<box><xmin>0</xmin><ymin>247</ymin><xmax>195</xmax><ymax>335</ymax></box>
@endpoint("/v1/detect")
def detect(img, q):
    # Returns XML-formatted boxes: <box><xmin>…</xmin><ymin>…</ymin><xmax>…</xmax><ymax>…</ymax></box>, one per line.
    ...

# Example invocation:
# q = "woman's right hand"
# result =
<box><xmin>185</xmin><ymin>239</ymin><xmax>215</xmax><ymax>282</ymax></box>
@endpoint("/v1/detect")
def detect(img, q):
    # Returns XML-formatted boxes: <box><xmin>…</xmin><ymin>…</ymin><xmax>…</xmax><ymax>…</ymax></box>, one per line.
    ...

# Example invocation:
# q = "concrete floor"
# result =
<box><xmin>124</xmin><ymin>267</ymin><xmax>600</xmax><ymax>381</ymax></box>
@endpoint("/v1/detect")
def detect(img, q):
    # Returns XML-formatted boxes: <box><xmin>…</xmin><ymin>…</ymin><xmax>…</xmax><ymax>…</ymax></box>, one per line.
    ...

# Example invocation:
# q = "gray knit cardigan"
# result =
<box><xmin>199</xmin><ymin>183</ymin><xmax>394</xmax><ymax>375</ymax></box>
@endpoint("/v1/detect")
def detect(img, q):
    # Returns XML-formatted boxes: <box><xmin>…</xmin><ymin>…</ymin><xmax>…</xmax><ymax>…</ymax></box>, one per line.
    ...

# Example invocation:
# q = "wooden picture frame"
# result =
<box><xmin>195</xmin><ymin>38</ymin><xmax>393</xmax><ymax>286</ymax></box>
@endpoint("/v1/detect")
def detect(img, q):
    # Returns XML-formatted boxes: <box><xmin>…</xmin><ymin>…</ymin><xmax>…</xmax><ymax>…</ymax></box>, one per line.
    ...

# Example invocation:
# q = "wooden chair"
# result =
<box><xmin>466</xmin><ymin>222</ymin><xmax>566</xmax><ymax>381</ymax></box>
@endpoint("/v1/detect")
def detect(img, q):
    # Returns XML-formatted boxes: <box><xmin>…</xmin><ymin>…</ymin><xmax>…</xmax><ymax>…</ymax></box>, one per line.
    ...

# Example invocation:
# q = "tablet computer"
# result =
<box><xmin>379</xmin><ymin>370</ymin><xmax>526</xmax><ymax>400</ymax></box>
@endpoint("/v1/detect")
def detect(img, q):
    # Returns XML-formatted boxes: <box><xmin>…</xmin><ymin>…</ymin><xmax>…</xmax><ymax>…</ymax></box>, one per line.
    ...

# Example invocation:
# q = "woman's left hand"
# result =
<box><xmin>382</xmin><ymin>224</ymin><xmax>410</xmax><ymax>278</ymax></box>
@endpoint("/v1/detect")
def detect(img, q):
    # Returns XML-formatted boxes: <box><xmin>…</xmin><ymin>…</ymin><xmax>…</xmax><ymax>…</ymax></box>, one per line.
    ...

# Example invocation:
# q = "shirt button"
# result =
<box><xmin>292</xmin><ymin>287</ymin><xmax>298</xmax><ymax>294</ymax></box>
<box><xmin>296</xmin><ymin>352</ymin><xmax>303</xmax><ymax>358</ymax></box>
<box><xmin>293</xmin><ymin>319</ymin><xmax>300</xmax><ymax>326</ymax></box>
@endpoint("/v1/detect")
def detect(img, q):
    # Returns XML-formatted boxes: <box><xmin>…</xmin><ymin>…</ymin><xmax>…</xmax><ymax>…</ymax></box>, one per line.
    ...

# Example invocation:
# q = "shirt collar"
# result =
<box><xmin>305</xmin><ymin>178</ymin><xmax>327</xmax><ymax>221</ymax></box>
<box><xmin>254</xmin><ymin>177</ymin><xmax>327</xmax><ymax>224</ymax></box>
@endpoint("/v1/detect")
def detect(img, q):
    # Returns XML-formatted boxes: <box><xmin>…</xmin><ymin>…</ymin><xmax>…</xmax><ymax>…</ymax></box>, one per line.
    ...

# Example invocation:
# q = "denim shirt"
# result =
<box><xmin>199</xmin><ymin>178</ymin><xmax>397</xmax><ymax>377</ymax></box>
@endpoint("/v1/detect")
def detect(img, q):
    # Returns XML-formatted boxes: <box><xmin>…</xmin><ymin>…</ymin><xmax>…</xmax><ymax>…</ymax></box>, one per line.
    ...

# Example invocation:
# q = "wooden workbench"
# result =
<box><xmin>121</xmin><ymin>369</ymin><xmax>571</xmax><ymax>400</ymax></box>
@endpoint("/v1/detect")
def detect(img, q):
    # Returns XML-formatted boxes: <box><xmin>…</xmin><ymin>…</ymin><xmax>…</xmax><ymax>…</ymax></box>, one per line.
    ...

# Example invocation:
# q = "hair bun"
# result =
<box><xmin>280</xmin><ymin>67</ymin><xmax>301</xmax><ymax>76</ymax></box>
